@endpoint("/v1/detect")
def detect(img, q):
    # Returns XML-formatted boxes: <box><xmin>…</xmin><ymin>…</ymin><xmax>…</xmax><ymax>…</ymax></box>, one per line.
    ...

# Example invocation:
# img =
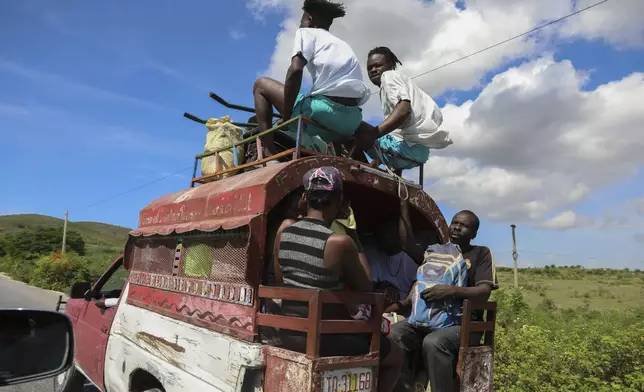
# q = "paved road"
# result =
<box><xmin>0</xmin><ymin>275</ymin><xmax>95</xmax><ymax>392</ymax></box>
<box><xmin>0</xmin><ymin>274</ymin><xmax>64</xmax><ymax>310</ymax></box>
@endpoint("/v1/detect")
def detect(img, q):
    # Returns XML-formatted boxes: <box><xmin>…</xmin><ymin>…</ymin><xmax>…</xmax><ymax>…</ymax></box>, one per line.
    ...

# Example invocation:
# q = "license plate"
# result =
<box><xmin>322</xmin><ymin>367</ymin><xmax>373</xmax><ymax>392</ymax></box>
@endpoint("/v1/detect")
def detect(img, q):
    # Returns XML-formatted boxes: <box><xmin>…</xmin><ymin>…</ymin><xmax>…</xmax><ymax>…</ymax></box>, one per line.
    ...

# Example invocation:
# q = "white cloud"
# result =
<box><xmin>602</xmin><ymin>210</ymin><xmax>633</xmax><ymax>229</ymax></box>
<box><xmin>425</xmin><ymin>56</ymin><xmax>644</xmax><ymax>224</ymax></box>
<box><xmin>539</xmin><ymin>210</ymin><xmax>594</xmax><ymax>230</ymax></box>
<box><xmin>601</xmin><ymin>197</ymin><xmax>644</xmax><ymax>228</ymax></box>
<box><xmin>248</xmin><ymin>0</ymin><xmax>644</xmax><ymax>226</ymax></box>
<box><xmin>630</xmin><ymin>197</ymin><xmax>644</xmax><ymax>216</ymax></box>
<box><xmin>229</xmin><ymin>28</ymin><xmax>247</xmax><ymax>41</ymax></box>
<box><xmin>248</xmin><ymin>0</ymin><xmax>643</xmax><ymax>118</ymax></box>
<box><xmin>560</xmin><ymin>0</ymin><xmax>644</xmax><ymax>49</ymax></box>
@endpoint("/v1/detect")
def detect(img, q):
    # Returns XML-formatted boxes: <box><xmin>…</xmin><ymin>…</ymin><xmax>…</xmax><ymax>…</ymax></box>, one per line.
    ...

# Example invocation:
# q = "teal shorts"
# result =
<box><xmin>281</xmin><ymin>94</ymin><xmax>363</xmax><ymax>152</ymax></box>
<box><xmin>369</xmin><ymin>134</ymin><xmax>430</xmax><ymax>170</ymax></box>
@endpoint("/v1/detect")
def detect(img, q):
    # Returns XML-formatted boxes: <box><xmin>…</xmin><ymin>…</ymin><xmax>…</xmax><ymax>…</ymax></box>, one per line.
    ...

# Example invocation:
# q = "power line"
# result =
<box><xmin>85</xmin><ymin>166</ymin><xmax>191</xmax><ymax>208</ymax></box>
<box><xmin>370</xmin><ymin>0</ymin><xmax>609</xmax><ymax>96</ymax></box>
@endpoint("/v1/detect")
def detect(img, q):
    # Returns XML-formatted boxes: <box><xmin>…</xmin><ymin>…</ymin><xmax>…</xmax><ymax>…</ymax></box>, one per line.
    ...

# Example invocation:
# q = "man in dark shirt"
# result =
<box><xmin>386</xmin><ymin>210</ymin><xmax>499</xmax><ymax>392</ymax></box>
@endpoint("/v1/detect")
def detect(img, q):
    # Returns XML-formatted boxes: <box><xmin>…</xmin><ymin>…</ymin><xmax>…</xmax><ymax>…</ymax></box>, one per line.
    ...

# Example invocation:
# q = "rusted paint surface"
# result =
<box><xmin>459</xmin><ymin>346</ymin><xmax>494</xmax><ymax>392</ymax></box>
<box><xmin>130</xmin><ymin>331</ymin><xmax>183</xmax><ymax>368</ymax></box>
<box><xmin>136</xmin><ymin>331</ymin><xmax>186</xmax><ymax>353</ymax></box>
<box><xmin>263</xmin><ymin>346</ymin><xmax>312</xmax><ymax>392</ymax></box>
<box><xmin>127</xmin><ymin>284</ymin><xmax>256</xmax><ymax>341</ymax></box>
<box><xmin>135</xmin><ymin>156</ymin><xmax>448</xmax><ymax>241</ymax></box>
<box><xmin>106</xmin><ymin>283</ymin><xmax>264</xmax><ymax>392</ymax></box>
<box><xmin>137</xmin><ymin>165</ymin><xmax>282</xmax><ymax>229</ymax></box>
<box><xmin>262</xmin><ymin>345</ymin><xmax>380</xmax><ymax>392</ymax></box>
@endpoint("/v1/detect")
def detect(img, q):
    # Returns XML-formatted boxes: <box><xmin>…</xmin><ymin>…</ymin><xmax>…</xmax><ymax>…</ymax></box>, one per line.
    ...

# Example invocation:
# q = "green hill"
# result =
<box><xmin>0</xmin><ymin>214</ymin><xmax>130</xmax><ymax>255</ymax></box>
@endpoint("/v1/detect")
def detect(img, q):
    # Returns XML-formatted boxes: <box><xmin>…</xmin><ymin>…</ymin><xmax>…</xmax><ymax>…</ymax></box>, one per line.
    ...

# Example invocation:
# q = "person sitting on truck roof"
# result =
<box><xmin>253</xmin><ymin>0</ymin><xmax>371</xmax><ymax>160</ymax></box>
<box><xmin>385</xmin><ymin>210</ymin><xmax>499</xmax><ymax>392</ymax></box>
<box><xmin>273</xmin><ymin>166</ymin><xmax>403</xmax><ymax>392</ymax></box>
<box><xmin>357</xmin><ymin>47</ymin><xmax>453</xmax><ymax>175</ymax></box>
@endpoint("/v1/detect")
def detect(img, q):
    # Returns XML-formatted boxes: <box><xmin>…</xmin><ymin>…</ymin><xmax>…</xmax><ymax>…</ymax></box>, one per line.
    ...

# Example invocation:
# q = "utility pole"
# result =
<box><xmin>61</xmin><ymin>210</ymin><xmax>68</xmax><ymax>254</ymax></box>
<box><xmin>510</xmin><ymin>224</ymin><xmax>519</xmax><ymax>287</ymax></box>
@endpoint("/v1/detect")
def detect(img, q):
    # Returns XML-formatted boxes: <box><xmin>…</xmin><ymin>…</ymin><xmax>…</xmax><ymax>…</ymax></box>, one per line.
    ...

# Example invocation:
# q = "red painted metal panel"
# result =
<box><xmin>262</xmin><ymin>345</ymin><xmax>380</xmax><ymax>392</ymax></box>
<box><xmin>135</xmin><ymin>156</ymin><xmax>449</xmax><ymax>242</ymax></box>
<box><xmin>127</xmin><ymin>284</ymin><xmax>256</xmax><ymax>341</ymax></box>
<box><xmin>137</xmin><ymin>164</ymin><xmax>284</xmax><ymax>229</ymax></box>
<box><xmin>128</xmin><ymin>271</ymin><xmax>254</xmax><ymax>306</ymax></box>
<box><xmin>74</xmin><ymin>256</ymin><xmax>125</xmax><ymax>391</ymax></box>
<box><xmin>138</xmin><ymin>187</ymin><xmax>264</xmax><ymax>231</ymax></box>
<box><xmin>130</xmin><ymin>214</ymin><xmax>256</xmax><ymax>237</ymax></box>
<box><xmin>75</xmin><ymin>304</ymin><xmax>118</xmax><ymax>390</ymax></box>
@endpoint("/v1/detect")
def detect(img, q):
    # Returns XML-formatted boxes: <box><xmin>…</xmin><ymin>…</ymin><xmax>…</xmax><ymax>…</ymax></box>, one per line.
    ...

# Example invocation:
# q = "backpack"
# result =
<box><xmin>408</xmin><ymin>243</ymin><xmax>468</xmax><ymax>329</ymax></box>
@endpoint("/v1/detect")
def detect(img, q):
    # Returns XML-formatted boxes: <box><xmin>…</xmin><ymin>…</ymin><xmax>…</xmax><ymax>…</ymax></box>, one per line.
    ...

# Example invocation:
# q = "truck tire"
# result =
<box><xmin>53</xmin><ymin>365</ymin><xmax>86</xmax><ymax>392</ymax></box>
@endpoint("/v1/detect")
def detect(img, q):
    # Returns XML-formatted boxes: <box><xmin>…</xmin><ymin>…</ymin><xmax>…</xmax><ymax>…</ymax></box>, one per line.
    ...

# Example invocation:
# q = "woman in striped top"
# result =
<box><xmin>273</xmin><ymin>166</ymin><xmax>403</xmax><ymax>392</ymax></box>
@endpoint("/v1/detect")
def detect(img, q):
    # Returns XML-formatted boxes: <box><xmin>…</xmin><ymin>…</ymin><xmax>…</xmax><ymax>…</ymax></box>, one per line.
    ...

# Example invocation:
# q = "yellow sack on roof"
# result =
<box><xmin>201</xmin><ymin>116</ymin><xmax>245</xmax><ymax>180</ymax></box>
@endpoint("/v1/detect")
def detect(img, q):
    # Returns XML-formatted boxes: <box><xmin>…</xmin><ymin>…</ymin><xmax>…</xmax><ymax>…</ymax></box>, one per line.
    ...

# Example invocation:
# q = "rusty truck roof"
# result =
<box><xmin>132</xmin><ymin>156</ymin><xmax>449</xmax><ymax>241</ymax></box>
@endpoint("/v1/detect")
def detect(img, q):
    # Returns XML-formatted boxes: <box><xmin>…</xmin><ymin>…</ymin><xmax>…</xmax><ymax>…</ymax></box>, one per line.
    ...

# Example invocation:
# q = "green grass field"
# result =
<box><xmin>496</xmin><ymin>266</ymin><xmax>644</xmax><ymax>310</ymax></box>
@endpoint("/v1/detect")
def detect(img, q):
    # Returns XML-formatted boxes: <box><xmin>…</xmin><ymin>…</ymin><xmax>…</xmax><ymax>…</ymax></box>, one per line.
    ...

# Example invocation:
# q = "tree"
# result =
<box><xmin>0</xmin><ymin>237</ymin><xmax>6</xmax><ymax>257</ymax></box>
<box><xmin>0</xmin><ymin>227</ymin><xmax>85</xmax><ymax>259</ymax></box>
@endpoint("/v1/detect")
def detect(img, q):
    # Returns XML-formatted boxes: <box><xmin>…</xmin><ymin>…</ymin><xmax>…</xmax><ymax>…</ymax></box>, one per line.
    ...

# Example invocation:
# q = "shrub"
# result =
<box><xmin>0</xmin><ymin>227</ymin><xmax>85</xmax><ymax>260</ymax></box>
<box><xmin>10</xmin><ymin>259</ymin><xmax>36</xmax><ymax>283</ymax></box>
<box><xmin>494</xmin><ymin>289</ymin><xmax>644</xmax><ymax>391</ymax></box>
<box><xmin>30</xmin><ymin>252</ymin><xmax>93</xmax><ymax>292</ymax></box>
<box><xmin>0</xmin><ymin>256</ymin><xmax>12</xmax><ymax>273</ymax></box>
<box><xmin>538</xmin><ymin>298</ymin><xmax>557</xmax><ymax>311</ymax></box>
<box><xmin>491</xmin><ymin>286</ymin><xmax>529</xmax><ymax>328</ymax></box>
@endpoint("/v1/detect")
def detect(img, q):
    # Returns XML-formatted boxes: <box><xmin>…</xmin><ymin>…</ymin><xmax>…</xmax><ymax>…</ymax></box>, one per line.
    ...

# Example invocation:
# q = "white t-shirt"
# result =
<box><xmin>364</xmin><ymin>244</ymin><xmax>418</xmax><ymax>301</ymax></box>
<box><xmin>379</xmin><ymin>70</ymin><xmax>453</xmax><ymax>149</ymax></box>
<box><xmin>292</xmin><ymin>28</ymin><xmax>370</xmax><ymax>106</ymax></box>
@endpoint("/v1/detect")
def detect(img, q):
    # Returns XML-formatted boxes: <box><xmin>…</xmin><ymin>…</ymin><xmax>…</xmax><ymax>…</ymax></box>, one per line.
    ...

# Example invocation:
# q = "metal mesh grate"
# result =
<box><xmin>131</xmin><ymin>238</ymin><xmax>177</xmax><ymax>275</ymax></box>
<box><xmin>181</xmin><ymin>228</ymin><xmax>250</xmax><ymax>284</ymax></box>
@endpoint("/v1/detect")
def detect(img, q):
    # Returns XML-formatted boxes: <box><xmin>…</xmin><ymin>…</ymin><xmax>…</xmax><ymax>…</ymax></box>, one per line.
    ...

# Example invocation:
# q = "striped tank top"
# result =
<box><xmin>277</xmin><ymin>218</ymin><xmax>344</xmax><ymax>290</ymax></box>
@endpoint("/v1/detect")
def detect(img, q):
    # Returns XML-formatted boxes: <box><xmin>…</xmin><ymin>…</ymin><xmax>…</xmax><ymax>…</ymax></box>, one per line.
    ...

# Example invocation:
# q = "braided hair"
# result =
<box><xmin>368</xmin><ymin>46</ymin><xmax>403</xmax><ymax>69</ymax></box>
<box><xmin>302</xmin><ymin>0</ymin><xmax>346</xmax><ymax>29</ymax></box>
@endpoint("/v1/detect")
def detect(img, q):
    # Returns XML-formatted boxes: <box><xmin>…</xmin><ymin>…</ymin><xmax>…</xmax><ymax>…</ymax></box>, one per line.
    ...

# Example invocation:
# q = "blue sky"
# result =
<box><xmin>1</xmin><ymin>1</ymin><xmax>643</xmax><ymax>269</ymax></box>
